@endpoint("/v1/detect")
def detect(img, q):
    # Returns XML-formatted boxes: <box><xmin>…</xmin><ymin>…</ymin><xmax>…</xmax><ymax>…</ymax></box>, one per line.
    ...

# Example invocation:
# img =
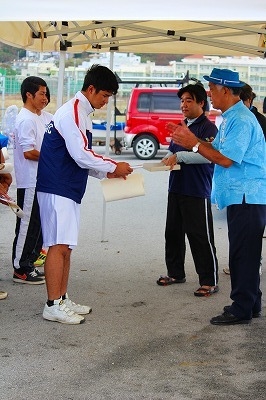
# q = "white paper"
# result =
<box><xmin>0</xmin><ymin>194</ymin><xmax>24</xmax><ymax>218</ymax></box>
<box><xmin>101</xmin><ymin>173</ymin><xmax>145</xmax><ymax>202</ymax></box>
<box><xmin>143</xmin><ymin>162</ymin><xmax>181</xmax><ymax>172</ymax></box>
<box><xmin>1</xmin><ymin>147</ymin><xmax>9</xmax><ymax>160</ymax></box>
<box><xmin>0</xmin><ymin>163</ymin><xmax>13</xmax><ymax>173</ymax></box>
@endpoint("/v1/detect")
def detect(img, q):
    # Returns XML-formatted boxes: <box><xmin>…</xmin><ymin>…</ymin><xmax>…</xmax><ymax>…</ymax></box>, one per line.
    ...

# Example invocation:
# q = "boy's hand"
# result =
<box><xmin>107</xmin><ymin>162</ymin><xmax>133</xmax><ymax>179</ymax></box>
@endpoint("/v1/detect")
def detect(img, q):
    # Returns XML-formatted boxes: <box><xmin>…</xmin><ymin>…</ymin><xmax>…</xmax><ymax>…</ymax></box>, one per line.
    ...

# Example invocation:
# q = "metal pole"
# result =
<box><xmin>101</xmin><ymin>51</ymin><xmax>115</xmax><ymax>242</ymax></box>
<box><xmin>1</xmin><ymin>76</ymin><xmax>5</xmax><ymax>124</ymax></box>
<box><xmin>104</xmin><ymin>51</ymin><xmax>114</xmax><ymax>157</ymax></box>
<box><xmin>56</xmin><ymin>51</ymin><xmax>66</xmax><ymax>110</ymax></box>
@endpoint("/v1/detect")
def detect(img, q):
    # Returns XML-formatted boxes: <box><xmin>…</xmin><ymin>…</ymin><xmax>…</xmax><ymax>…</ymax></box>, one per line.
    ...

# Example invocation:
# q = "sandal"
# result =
<box><xmin>0</xmin><ymin>290</ymin><xmax>8</xmax><ymax>300</ymax></box>
<box><xmin>194</xmin><ymin>285</ymin><xmax>219</xmax><ymax>297</ymax></box>
<box><xmin>157</xmin><ymin>275</ymin><xmax>186</xmax><ymax>286</ymax></box>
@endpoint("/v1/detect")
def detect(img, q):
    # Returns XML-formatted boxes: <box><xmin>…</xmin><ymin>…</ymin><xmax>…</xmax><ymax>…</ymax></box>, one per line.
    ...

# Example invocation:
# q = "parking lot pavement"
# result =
<box><xmin>0</xmin><ymin>148</ymin><xmax>265</xmax><ymax>400</ymax></box>
<box><xmin>94</xmin><ymin>143</ymin><xmax>168</xmax><ymax>160</ymax></box>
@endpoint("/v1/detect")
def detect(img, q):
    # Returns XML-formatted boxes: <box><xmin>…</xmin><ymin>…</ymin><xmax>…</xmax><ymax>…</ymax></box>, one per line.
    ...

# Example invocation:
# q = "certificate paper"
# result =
<box><xmin>143</xmin><ymin>162</ymin><xmax>180</xmax><ymax>172</ymax></box>
<box><xmin>0</xmin><ymin>163</ymin><xmax>13</xmax><ymax>173</ymax></box>
<box><xmin>101</xmin><ymin>173</ymin><xmax>145</xmax><ymax>202</ymax></box>
<box><xmin>0</xmin><ymin>194</ymin><xmax>24</xmax><ymax>218</ymax></box>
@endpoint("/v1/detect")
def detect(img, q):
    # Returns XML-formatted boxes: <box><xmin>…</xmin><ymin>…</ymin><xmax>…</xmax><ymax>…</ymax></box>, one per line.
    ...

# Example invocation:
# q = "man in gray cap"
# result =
<box><xmin>170</xmin><ymin>68</ymin><xmax>266</xmax><ymax>325</ymax></box>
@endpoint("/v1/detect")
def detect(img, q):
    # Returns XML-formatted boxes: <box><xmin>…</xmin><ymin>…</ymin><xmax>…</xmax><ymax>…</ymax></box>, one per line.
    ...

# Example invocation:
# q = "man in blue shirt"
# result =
<box><xmin>171</xmin><ymin>68</ymin><xmax>266</xmax><ymax>325</ymax></box>
<box><xmin>223</xmin><ymin>82</ymin><xmax>266</xmax><ymax>275</ymax></box>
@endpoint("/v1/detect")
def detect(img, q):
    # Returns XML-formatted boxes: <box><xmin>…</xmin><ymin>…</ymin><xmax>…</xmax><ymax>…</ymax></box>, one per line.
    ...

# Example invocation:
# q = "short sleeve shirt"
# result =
<box><xmin>13</xmin><ymin>108</ymin><xmax>46</xmax><ymax>188</ymax></box>
<box><xmin>212</xmin><ymin>101</ymin><xmax>266</xmax><ymax>209</ymax></box>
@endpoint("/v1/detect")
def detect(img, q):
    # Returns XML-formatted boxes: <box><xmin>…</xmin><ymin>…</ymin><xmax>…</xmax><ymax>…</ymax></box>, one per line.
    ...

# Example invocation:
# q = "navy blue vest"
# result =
<box><xmin>36</xmin><ymin>121</ymin><xmax>90</xmax><ymax>204</ymax></box>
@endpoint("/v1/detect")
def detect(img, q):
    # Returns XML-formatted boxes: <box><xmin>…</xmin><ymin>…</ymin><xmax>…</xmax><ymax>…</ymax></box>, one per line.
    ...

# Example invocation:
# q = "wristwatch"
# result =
<box><xmin>192</xmin><ymin>142</ymin><xmax>201</xmax><ymax>153</ymax></box>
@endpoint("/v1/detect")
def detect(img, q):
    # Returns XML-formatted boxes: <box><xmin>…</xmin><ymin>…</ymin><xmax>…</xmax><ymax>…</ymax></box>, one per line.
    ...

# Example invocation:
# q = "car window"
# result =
<box><xmin>137</xmin><ymin>93</ymin><xmax>151</xmax><ymax>112</ymax></box>
<box><xmin>152</xmin><ymin>93</ymin><xmax>181</xmax><ymax>113</ymax></box>
<box><xmin>136</xmin><ymin>91</ymin><xmax>182</xmax><ymax>114</ymax></box>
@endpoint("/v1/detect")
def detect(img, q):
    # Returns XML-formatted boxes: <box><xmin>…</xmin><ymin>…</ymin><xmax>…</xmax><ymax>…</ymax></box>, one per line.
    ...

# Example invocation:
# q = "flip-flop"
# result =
<box><xmin>194</xmin><ymin>285</ymin><xmax>219</xmax><ymax>297</ymax></box>
<box><xmin>157</xmin><ymin>275</ymin><xmax>186</xmax><ymax>286</ymax></box>
<box><xmin>223</xmin><ymin>267</ymin><xmax>230</xmax><ymax>275</ymax></box>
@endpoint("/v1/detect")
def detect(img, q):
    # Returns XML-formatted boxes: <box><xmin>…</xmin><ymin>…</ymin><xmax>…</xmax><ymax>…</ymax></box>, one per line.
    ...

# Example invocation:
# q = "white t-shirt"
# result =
<box><xmin>39</xmin><ymin>110</ymin><xmax>53</xmax><ymax>127</ymax></box>
<box><xmin>209</xmin><ymin>104</ymin><xmax>223</xmax><ymax>128</ymax></box>
<box><xmin>13</xmin><ymin>108</ymin><xmax>48</xmax><ymax>188</ymax></box>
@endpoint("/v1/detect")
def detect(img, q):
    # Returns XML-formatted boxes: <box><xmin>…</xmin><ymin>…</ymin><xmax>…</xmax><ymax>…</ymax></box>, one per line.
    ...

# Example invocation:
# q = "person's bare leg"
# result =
<box><xmin>58</xmin><ymin>246</ymin><xmax>92</xmax><ymax>315</ymax></box>
<box><xmin>60</xmin><ymin>247</ymin><xmax>71</xmax><ymax>297</ymax></box>
<box><xmin>43</xmin><ymin>244</ymin><xmax>84</xmax><ymax>324</ymax></box>
<box><xmin>44</xmin><ymin>244</ymin><xmax>71</xmax><ymax>300</ymax></box>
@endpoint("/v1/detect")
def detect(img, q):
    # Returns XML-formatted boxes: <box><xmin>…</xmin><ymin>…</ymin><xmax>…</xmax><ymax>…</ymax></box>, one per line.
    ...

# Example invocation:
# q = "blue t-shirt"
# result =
<box><xmin>212</xmin><ymin>101</ymin><xmax>266</xmax><ymax>209</ymax></box>
<box><xmin>168</xmin><ymin>113</ymin><xmax>217</xmax><ymax>199</ymax></box>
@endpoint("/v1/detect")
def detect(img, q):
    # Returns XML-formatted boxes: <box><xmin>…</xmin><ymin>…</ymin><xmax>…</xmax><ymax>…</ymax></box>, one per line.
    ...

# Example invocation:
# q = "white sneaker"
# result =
<box><xmin>63</xmin><ymin>293</ymin><xmax>92</xmax><ymax>315</ymax></box>
<box><xmin>43</xmin><ymin>299</ymin><xmax>85</xmax><ymax>324</ymax></box>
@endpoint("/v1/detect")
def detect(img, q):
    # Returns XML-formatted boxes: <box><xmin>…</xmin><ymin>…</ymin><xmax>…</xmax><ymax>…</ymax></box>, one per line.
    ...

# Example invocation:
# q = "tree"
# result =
<box><xmin>0</xmin><ymin>42</ymin><xmax>26</xmax><ymax>63</ymax></box>
<box><xmin>135</xmin><ymin>53</ymin><xmax>186</xmax><ymax>65</ymax></box>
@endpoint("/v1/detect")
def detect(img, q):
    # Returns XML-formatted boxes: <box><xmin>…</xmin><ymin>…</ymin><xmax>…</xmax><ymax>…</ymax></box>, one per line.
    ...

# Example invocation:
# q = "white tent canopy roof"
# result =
<box><xmin>0</xmin><ymin>0</ymin><xmax>266</xmax><ymax>58</ymax></box>
<box><xmin>1</xmin><ymin>0</ymin><xmax>266</xmax><ymax>21</ymax></box>
<box><xmin>0</xmin><ymin>20</ymin><xmax>265</xmax><ymax>57</ymax></box>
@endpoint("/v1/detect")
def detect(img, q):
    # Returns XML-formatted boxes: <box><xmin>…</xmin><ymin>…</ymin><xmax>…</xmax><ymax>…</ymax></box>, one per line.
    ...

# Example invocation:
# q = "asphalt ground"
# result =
<box><xmin>0</xmin><ymin>146</ymin><xmax>265</xmax><ymax>400</ymax></box>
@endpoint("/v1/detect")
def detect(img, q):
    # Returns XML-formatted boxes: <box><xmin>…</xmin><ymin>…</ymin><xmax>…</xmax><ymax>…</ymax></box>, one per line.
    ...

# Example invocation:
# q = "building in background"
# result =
<box><xmin>1</xmin><ymin>52</ymin><xmax>266</xmax><ymax>122</ymax></box>
<box><xmin>19</xmin><ymin>52</ymin><xmax>266</xmax><ymax>100</ymax></box>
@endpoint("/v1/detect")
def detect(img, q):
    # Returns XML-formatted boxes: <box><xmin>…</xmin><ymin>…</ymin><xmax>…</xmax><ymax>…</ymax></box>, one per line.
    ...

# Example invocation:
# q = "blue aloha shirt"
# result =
<box><xmin>211</xmin><ymin>100</ymin><xmax>266</xmax><ymax>209</ymax></box>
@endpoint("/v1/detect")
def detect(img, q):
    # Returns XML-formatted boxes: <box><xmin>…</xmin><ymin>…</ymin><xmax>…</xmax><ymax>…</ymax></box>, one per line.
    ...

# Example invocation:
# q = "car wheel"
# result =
<box><xmin>133</xmin><ymin>135</ymin><xmax>158</xmax><ymax>160</ymax></box>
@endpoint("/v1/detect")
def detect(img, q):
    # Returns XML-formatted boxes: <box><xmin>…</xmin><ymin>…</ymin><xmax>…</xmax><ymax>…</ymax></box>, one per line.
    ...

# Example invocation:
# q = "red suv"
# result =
<box><xmin>123</xmin><ymin>87</ymin><xmax>216</xmax><ymax>159</ymax></box>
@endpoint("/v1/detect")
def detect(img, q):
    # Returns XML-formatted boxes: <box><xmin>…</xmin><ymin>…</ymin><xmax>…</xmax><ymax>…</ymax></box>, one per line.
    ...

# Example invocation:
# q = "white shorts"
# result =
<box><xmin>37</xmin><ymin>192</ymin><xmax>80</xmax><ymax>248</ymax></box>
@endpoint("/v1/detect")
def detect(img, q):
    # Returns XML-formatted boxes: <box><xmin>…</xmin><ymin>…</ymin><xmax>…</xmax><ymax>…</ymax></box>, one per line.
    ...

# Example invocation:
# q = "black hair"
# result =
<box><xmin>239</xmin><ymin>83</ymin><xmax>256</xmax><ymax>103</ymax></box>
<box><xmin>177</xmin><ymin>83</ymin><xmax>208</xmax><ymax>112</ymax></box>
<box><xmin>227</xmin><ymin>87</ymin><xmax>243</xmax><ymax>96</ymax></box>
<box><xmin>82</xmin><ymin>64</ymin><xmax>118</xmax><ymax>95</ymax></box>
<box><xmin>46</xmin><ymin>86</ymin><xmax>50</xmax><ymax>104</ymax></box>
<box><xmin>21</xmin><ymin>76</ymin><xmax>47</xmax><ymax>103</ymax></box>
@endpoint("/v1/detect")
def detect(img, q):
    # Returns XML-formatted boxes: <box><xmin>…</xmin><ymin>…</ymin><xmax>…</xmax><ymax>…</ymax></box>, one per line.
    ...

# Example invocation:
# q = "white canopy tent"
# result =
<box><xmin>0</xmin><ymin>20</ymin><xmax>265</xmax><ymax>57</ymax></box>
<box><xmin>0</xmin><ymin>19</ymin><xmax>265</xmax><ymax>108</ymax></box>
<box><xmin>1</xmin><ymin>0</ymin><xmax>266</xmax><ymax>21</ymax></box>
<box><xmin>1</xmin><ymin>1</ymin><xmax>265</xmax><ymax>61</ymax></box>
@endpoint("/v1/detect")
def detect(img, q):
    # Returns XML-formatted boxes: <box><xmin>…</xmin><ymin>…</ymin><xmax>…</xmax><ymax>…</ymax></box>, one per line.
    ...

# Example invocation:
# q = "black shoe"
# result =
<box><xmin>13</xmin><ymin>268</ymin><xmax>45</xmax><ymax>285</ymax></box>
<box><xmin>34</xmin><ymin>268</ymin><xmax>45</xmax><ymax>278</ymax></box>
<box><xmin>210</xmin><ymin>312</ymin><xmax>251</xmax><ymax>325</ymax></box>
<box><xmin>223</xmin><ymin>305</ymin><xmax>261</xmax><ymax>319</ymax></box>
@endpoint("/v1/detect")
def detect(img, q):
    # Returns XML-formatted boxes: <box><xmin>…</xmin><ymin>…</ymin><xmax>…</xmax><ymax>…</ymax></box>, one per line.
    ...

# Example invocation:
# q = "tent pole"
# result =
<box><xmin>101</xmin><ymin>51</ymin><xmax>115</xmax><ymax>242</ymax></box>
<box><xmin>57</xmin><ymin>51</ymin><xmax>66</xmax><ymax>110</ymax></box>
<box><xmin>104</xmin><ymin>51</ymin><xmax>114</xmax><ymax>157</ymax></box>
<box><xmin>1</xmin><ymin>76</ymin><xmax>5</xmax><ymax>123</ymax></box>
